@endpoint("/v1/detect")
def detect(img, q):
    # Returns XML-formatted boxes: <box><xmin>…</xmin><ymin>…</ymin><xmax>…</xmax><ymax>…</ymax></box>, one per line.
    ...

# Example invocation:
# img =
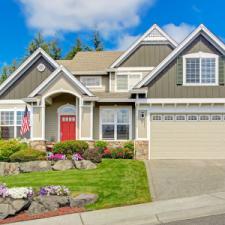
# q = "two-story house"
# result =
<box><xmin>1</xmin><ymin>24</ymin><xmax>225</xmax><ymax>160</ymax></box>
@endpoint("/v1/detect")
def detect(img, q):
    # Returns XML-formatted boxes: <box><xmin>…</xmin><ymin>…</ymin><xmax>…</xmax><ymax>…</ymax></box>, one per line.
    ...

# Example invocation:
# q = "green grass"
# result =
<box><xmin>0</xmin><ymin>159</ymin><xmax>151</xmax><ymax>210</ymax></box>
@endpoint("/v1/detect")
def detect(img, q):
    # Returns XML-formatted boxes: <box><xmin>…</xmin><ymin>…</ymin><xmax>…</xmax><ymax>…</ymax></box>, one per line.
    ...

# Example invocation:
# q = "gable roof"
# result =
<box><xmin>0</xmin><ymin>48</ymin><xmax>59</xmax><ymax>96</ymax></box>
<box><xmin>29</xmin><ymin>65</ymin><xmax>94</xmax><ymax>97</ymax></box>
<box><xmin>136</xmin><ymin>24</ymin><xmax>225</xmax><ymax>88</ymax></box>
<box><xmin>57</xmin><ymin>51</ymin><xmax>123</xmax><ymax>75</ymax></box>
<box><xmin>110</xmin><ymin>24</ymin><xmax>178</xmax><ymax>69</ymax></box>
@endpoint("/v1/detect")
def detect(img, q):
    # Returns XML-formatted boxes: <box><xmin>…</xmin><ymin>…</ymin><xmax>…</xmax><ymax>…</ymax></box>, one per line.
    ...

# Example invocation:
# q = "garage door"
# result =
<box><xmin>150</xmin><ymin>114</ymin><xmax>225</xmax><ymax>159</ymax></box>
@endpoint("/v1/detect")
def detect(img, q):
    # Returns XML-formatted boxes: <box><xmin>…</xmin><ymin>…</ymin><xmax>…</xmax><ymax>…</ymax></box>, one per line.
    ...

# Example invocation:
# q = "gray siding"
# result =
<box><xmin>0</xmin><ymin>57</ymin><xmax>55</xmax><ymax>99</ymax></box>
<box><xmin>147</xmin><ymin>35</ymin><xmax>225</xmax><ymax>98</ymax></box>
<box><xmin>120</xmin><ymin>44</ymin><xmax>173</xmax><ymax>67</ymax></box>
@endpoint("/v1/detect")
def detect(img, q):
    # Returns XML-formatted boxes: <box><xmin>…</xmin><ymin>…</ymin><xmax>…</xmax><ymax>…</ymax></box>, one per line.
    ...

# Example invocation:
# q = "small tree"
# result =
<box><xmin>93</xmin><ymin>31</ymin><xmax>103</xmax><ymax>51</ymax></box>
<box><xmin>65</xmin><ymin>38</ymin><xmax>83</xmax><ymax>59</ymax></box>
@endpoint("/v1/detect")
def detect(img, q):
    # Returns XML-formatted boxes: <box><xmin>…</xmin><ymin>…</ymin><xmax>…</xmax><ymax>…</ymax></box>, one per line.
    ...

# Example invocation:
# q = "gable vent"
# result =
<box><xmin>144</xmin><ymin>28</ymin><xmax>167</xmax><ymax>42</ymax></box>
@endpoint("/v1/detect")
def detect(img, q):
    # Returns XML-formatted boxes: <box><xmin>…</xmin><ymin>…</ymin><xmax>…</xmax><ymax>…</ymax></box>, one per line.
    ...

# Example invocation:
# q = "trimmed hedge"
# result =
<box><xmin>0</xmin><ymin>140</ymin><xmax>25</xmax><ymax>162</ymax></box>
<box><xmin>10</xmin><ymin>148</ymin><xmax>46</xmax><ymax>162</ymax></box>
<box><xmin>53</xmin><ymin>140</ymin><xmax>89</xmax><ymax>156</ymax></box>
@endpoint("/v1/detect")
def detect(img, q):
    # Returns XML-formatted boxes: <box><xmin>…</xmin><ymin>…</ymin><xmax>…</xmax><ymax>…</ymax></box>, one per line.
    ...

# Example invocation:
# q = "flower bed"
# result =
<box><xmin>40</xmin><ymin>186</ymin><xmax>70</xmax><ymax>196</ymax></box>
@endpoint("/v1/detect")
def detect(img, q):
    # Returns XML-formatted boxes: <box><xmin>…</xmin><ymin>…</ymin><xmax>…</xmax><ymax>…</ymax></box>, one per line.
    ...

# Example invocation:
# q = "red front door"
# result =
<box><xmin>60</xmin><ymin>115</ymin><xmax>76</xmax><ymax>141</ymax></box>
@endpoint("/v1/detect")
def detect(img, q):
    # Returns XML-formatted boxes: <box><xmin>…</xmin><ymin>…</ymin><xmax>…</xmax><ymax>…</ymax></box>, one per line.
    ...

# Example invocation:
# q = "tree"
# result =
<box><xmin>0</xmin><ymin>60</ymin><xmax>18</xmax><ymax>84</ymax></box>
<box><xmin>49</xmin><ymin>40</ymin><xmax>61</xmax><ymax>60</ymax></box>
<box><xmin>93</xmin><ymin>31</ymin><xmax>103</xmax><ymax>51</ymax></box>
<box><xmin>65</xmin><ymin>38</ymin><xmax>83</xmax><ymax>59</ymax></box>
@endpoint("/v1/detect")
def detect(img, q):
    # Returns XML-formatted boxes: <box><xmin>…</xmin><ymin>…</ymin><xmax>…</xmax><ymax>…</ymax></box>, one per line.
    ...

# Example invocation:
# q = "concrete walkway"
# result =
<box><xmin>146</xmin><ymin>160</ymin><xmax>225</xmax><ymax>201</ymax></box>
<box><xmin>9</xmin><ymin>191</ymin><xmax>225</xmax><ymax>225</ymax></box>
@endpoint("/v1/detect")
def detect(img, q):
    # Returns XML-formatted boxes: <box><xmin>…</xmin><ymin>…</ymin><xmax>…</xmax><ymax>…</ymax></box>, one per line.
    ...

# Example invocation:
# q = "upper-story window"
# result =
<box><xmin>183</xmin><ymin>52</ymin><xmax>219</xmax><ymax>85</ymax></box>
<box><xmin>116</xmin><ymin>72</ymin><xmax>142</xmax><ymax>91</ymax></box>
<box><xmin>80</xmin><ymin>76</ymin><xmax>102</xmax><ymax>88</ymax></box>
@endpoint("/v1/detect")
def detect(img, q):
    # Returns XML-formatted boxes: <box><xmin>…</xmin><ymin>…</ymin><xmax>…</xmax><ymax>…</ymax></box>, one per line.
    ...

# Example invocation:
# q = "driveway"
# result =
<box><xmin>146</xmin><ymin>160</ymin><xmax>225</xmax><ymax>201</ymax></box>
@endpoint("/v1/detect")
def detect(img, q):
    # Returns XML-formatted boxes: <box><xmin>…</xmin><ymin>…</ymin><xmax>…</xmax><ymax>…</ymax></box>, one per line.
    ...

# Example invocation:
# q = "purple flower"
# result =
<box><xmin>72</xmin><ymin>153</ymin><xmax>83</xmax><ymax>161</ymax></box>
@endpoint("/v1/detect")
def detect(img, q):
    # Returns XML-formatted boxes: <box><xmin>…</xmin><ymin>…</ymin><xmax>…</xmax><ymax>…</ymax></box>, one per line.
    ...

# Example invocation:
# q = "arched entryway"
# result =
<box><xmin>58</xmin><ymin>104</ymin><xmax>76</xmax><ymax>141</ymax></box>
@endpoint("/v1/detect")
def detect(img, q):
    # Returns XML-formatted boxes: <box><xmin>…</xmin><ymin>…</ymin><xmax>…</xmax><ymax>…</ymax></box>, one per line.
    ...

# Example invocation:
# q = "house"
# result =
<box><xmin>1</xmin><ymin>24</ymin><xmax>225</xmax><ymax>159</ymax></box>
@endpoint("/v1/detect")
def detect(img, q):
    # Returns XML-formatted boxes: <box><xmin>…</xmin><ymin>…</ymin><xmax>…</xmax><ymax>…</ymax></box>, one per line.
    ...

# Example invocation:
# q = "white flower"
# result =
<box><xmin>8</xmin><ymin>187</ymin><xmax>33</xmax><ymax>199</ymax></box>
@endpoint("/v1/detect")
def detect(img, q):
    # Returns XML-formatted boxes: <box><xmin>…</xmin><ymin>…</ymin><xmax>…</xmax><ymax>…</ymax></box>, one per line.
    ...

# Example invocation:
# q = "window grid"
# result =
<box><xmin>80</xmin><ymin>76</ymin><xmax>101</xmax><ymax>87</ymax></box>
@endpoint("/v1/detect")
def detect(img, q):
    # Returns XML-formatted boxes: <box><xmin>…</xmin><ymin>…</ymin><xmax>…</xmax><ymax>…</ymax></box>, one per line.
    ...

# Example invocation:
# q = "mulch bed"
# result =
<box><xmin>0</xmin><ymin>207</ymin><xmax>85</xmax><ymax>224</ymax></box>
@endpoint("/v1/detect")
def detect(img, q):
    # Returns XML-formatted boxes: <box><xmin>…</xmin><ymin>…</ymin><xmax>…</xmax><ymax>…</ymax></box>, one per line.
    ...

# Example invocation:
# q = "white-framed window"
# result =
<box><xmin>152</xmin><ymin>115</ymin><xmax>162</xmax><ymax>121</ymax></box>
<box><xmin>199</xmin><ymin>115</ymin><xmax>210</xmax><ymax>121</ymax></box>
<box><xmin>164</xmin><ymin>115</ymin><xmax>174</xmax><ymax>121</ymax></box>
<box><xmin>211</xmin><ymin>114</ymin><xmax>222</xmax><ymax>121</ymax></box>
<box><xmin>116</xmin><ymin>72</ymin><xmax>142</xmax><ymax>91</ymax></box>
<box><xmin>100</xmin><ymin>107</ymin><xmax>131</xmax><ymax>140</ymax></box>
<box><xmin>187</xmin><ymin>115</ymin><xmax>198</xmax><ymax>121</ymax></box>
<box><xmin>0</xmin><ymin>110</ymin><xmax>31</xmax><ymax>139</ymax></box>
<box><xmin>183</xmin><ymin>52</ymin><xmax>218</xmax><ymax>85</ymax></box>
<box><xmin>175</xmin><ymin>115</ymin><xmax>186</xmax><ymax>121</ymax></box>
<box><xmin>80</xmin><ymin>76</ymin><xmax>102</xmax><ymax>88</ymax></box>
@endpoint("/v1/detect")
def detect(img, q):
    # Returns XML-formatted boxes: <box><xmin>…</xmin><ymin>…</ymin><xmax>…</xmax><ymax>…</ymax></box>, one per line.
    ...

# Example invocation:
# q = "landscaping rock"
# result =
<box><xmin>20</xmin><ymin>161</ymin><xmax>52</xmax><ymax>173</ymax></box>
<box><xmin>27</xmin><ymin>196</ymin><xmax>70</xmax><ymax>215</ymax></box>
<box><xmin>52</xmin><ymin>160</ymin><xmax>74</xmax><ymax>171</ymax></box>
<box><xmin>70</xmin><ymin>194</ymin><xmax>98</xmax><ymax>208</ymax></box>
<box><xmin>0</xmin><ymin>162</ymin><xmax>20</xmax><ymax>176</ymax></box>
<box><xmin>0</xmin><ymin>198</ymin><xmax>31</xmax><ymax>219</ymax></box>
<box><xmin>74</xmin><ymin>160</ymin><xmax>97</xmax><ymax>170</ymax></box>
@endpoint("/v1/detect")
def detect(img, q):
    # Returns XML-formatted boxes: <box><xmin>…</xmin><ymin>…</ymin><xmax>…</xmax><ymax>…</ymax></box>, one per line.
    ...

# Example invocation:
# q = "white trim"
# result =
<box><xmin>98</xmin><ymin>98</ymin><xmax>135</xmax><ymax>103</ymax></box>
<box><xmin>110</xmin><ymin>24</ymin><xmax>177</xmax><ymax>68</ymax></box>
<box><xmin>0</xmin><ymin>48</ymin><xmax>59</xmax><ymax>95</ymax></box>
<box><xmin>137</xmin><ymin>24</ymin><xmax>225</xmax><ymax>88</ymax></box>
<box><xmin>57</xmin><ymin>104</ymin><xmax>76</xmax><ymax>142</ymax></box>
<box><xmin>0</xmin><ymin>100</ymin><xmax>26</xmax><ymax>105</ymax></box>
<box><xmin>109</xmin><ymin>67</ymin><xmax>155</xmax><ymax>72</ymax></box>
<box><xmin>109</xmin><ymin>72</ymin><xmax>112</xmax><ymax>92</ymax></box>
<box><xmin>183</xmin><ymin>52</ymin><xmax>219</xmax><ymax>86</ymax></box>
<box><xmin>80</xmin><ymin>76</ymin><xmax>102</xmax><ymax>88</ymax></box>
<box><xmin>99</xmin><ymin>106</ymin><xmax>132</xmax><ymax>140</ymax></box>
<box><xmin>29</xmin><ymin>65</ymin><xmax>94</xmax><ymax>97</ymax></box>
<box><xmin>136</xmin><ymin>98</ymin><xmax>225</xmax><ymax>104</ymax></box>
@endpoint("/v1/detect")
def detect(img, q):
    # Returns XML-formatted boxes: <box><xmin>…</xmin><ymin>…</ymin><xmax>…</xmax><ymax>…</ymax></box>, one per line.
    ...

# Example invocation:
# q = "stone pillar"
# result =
<box><xmin>134</xmin><ymin>140</ymin><xmax>149</xmax><ymax>160</ymax></box>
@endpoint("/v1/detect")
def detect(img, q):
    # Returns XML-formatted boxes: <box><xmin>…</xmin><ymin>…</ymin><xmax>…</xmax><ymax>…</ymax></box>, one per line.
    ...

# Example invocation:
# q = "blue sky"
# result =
<box><xmin>0</xmin><ymin>0</ymin><xmax>224</xmax><ymax>67</ymax></box>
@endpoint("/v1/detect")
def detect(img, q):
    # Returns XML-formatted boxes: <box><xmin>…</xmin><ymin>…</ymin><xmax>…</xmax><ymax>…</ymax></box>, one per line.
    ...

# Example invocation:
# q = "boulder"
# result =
<box><xmin>0</xmin><ymin>162</ymin><xmax>20</xmax><ymax>176</ymax></box>
<box><xmin>27</xmin><ymin>196</ymin><xmax>70</xmax><ymax>215</ymax></box>
<box><xmin>52</xmin><ymin>160</ymin><xmax>74</xmax><ymax>171</ymax></box>
<box><xmin>20</xmin><ymin>161</ymin><xmax>52</xmax><ymax>173</ymax></box>
<box><xmin>74</xmin><ymin>160</ymin><xmax>97</xmax><ymax>170</ymax></box>
<box><xmin>0</xmin><ymin>198</ymin><xmax>31</xmax><ymax>219</ymax></box>
<box><xmin>70</xmin><ymin>194</ymin><xmax>98</xmax><ymax>208</ymax></box>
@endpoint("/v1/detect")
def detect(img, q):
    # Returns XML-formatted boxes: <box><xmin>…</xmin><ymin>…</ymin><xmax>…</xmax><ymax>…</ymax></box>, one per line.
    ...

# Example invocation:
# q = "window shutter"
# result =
<box><xmin>176</xmin><ymin>56</ymin><xmax>183</xmax><ymax>85</ymax></box>
<box><xmin>219</xmin><ymin>56</ymin><xmax>225</xmax><ymax>85</ymax></box>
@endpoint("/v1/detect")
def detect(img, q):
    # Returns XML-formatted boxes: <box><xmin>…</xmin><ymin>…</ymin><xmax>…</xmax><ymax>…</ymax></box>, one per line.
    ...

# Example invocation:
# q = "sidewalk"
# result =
<box><xmin>9</xmin><ymin>192</ymin><xmax>225</xmax><ymax>225</ymax></box>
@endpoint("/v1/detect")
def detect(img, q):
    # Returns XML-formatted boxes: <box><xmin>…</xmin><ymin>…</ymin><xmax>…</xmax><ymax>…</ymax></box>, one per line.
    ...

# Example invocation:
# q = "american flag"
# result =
<box><xmin>20</xmin><ymin>106</ymin><xmax>30</xmax><ymax>136</ymax></box>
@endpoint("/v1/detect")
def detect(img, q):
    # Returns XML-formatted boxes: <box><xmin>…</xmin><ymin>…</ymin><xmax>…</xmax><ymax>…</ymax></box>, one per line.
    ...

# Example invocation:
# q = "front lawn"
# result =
<box><xmin>0</xmin><ymin>159</ymin><xmax>150</xmax><ymax>210</ymax></box>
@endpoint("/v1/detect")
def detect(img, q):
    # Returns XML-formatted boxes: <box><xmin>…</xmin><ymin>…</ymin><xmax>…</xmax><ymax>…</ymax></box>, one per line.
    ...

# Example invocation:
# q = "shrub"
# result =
<box><xmin>123</xmin><ymin>141</ymin><xmax>134</xmax><ymax>151</ymax></box>
<box><xmin>10</xmin><ymin>148</ymin><xmax>46</xmax><ymax>162</ymax></box>
<box><xmin>102</xmin><ymin>147</ymin><xmax>134</xmax><ymax>159</ymax></box>
<box><xmin>94</xmin><ymin>140</ymin><xmax>108</xmax><ymax>153</ymax></box>
<box><xmin>53</xmin><ymin>140</ymin><xmax>89</xmax><ymax>156</ymax></box>
<box><xmin>0</xmin><ymin>140</ymin><xmax>23</xmax><ymax>162</ymax></box>
<box><xmin>83</xmin><ymin>148</ymin><xmax>102</xmax><ymax>163</ymax></box>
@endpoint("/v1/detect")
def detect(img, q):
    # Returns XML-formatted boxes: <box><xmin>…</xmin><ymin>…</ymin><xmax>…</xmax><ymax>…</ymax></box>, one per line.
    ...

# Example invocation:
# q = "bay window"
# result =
<box><xmin>0</xmin><ymin>110</ymin><xmax>31</xmax><ymax>139</ymax></box>
<box><xmin>101</xmin><ymin>108</ymin><xmax>131</xmax><ymax>140</ymax></box>
<box><xmin>183</xmin><ymin>52</ymin><xmax>218</xmax><ymax>85</ymax></box>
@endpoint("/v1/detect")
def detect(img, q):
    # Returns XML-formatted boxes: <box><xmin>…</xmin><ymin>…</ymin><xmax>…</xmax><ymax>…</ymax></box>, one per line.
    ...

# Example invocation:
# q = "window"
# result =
<box><xmin>187</xmin><ymin>115</ymin><xmax>198</xmax><ymax>121</ymax></box>
<box><xmin>80</xmin><ymin>76</ymin><xmax>101</xmax><ymax>87</ymax></box>
<box><xmin>199</xmin><ymin>115</ymin><xmax>210</xmax><ymax>121</ymax></box>
<box><xmin>175</xmin><ymin>115</ymin><xmax>186</xmax><ymax>121</ymax></box>
<box><xmin>101</xmin><ymin>108</ymin><xmax>131</xmax><ymax>140</ymax></box>
<box><xmin>164</xmin><ymin>115</ymin><xmax>174</xmax><ymax>121</ymax></box>
<box><xmin>0</xmin><ymin>110</ymin><xmax>31</xmax><ymax>139</ymax></box>
<box><xmin>211</xmin><ymin>115</ymin><xmax>222</xmax><ymax>121</ymax></box>
<box><xmin>184</xmin><ymin>52</ymin><xmax>218</xmax><ymax>85</ymax></box>
<box><xmin>116</xmin><ymin>73</ymin><xmax>142</xmax><ymax>91</ymax></box>
<box><xmin>152</xmin><ymin>115</ymin><xmax>162</xmax><ymax>121</ymax></box>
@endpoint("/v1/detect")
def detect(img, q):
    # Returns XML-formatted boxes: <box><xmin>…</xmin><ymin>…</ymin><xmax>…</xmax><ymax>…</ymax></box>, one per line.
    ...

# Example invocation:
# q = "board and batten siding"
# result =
<box><xmin>119</xmin><ymin>44</ymin><xmax>173</xmax><ymax>67</ymax></box>
<box><xmin>147</xmin><ymin>35</ymin><xmax>225</xmax><ymax>98</ymax></box>
<box><xmin>0</xmin><ymin>57</ymin><xmax>55</xmax><ymax>99</ymax></box>
<box><xmin>150</xmin><ymin>121</ymin><xmax>225</xmax><ymax>159</ymax></box>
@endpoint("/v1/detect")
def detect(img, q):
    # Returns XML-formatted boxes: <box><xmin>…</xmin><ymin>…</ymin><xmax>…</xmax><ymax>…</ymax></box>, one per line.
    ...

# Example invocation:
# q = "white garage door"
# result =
<box><xmin>150</xmin><ymin>114</ymin><xmax>225</xmax><ymax>159</ymax></box>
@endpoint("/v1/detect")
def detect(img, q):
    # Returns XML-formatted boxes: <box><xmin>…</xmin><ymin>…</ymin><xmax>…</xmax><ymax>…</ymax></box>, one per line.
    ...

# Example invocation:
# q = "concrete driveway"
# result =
<box><xmin>146</xmin><ymin>160</ymin><xmax>225</xmax><ymax>201</ymax></box>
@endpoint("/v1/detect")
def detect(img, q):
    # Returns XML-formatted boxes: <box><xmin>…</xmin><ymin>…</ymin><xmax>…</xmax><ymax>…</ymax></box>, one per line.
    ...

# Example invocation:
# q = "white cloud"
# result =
<box><xmin>116</xmin><ymin>34</ymin><xmax>140</xmax><ymax>50</ymax></box>
<box><xmin>18</xmin><ymin>0</ymin><xmax>155</xmax><ymax>36</ymax></box>
<box><xmin>163</xmin><ymin>23</ymin><xmax>196</xmax><ymax>43</ymax></box>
